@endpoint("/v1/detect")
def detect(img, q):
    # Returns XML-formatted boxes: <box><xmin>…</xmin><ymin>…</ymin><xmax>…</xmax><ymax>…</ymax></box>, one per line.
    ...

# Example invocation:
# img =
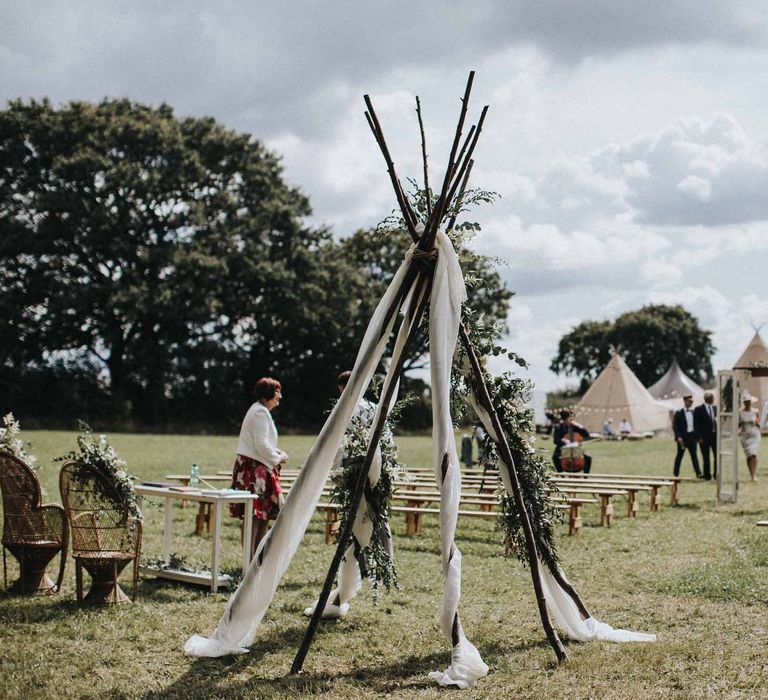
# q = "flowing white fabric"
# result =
<box><xmin>303</xmin><ymin>449</ymin><xmax>380</xmax><ymax>619</ymax></box>
<box><xmin>303</xmin><ymin>293</ymin><xmax>417</xmax><ymax>621</ymax></box>
<box><xmin>185</xmin><ymin>247</ymin><xmax>416</xmax><ymax>657</ymax></box>
<box><xmin>427</xmin><ymin>231</ymin><xmax>488</xmax><ymax>688</ymax></box>
<box><xmin>539</xmin><ymin>568</ymin><xmax>656</xmax><ymax>643</ymax></box>
<box><xmin>464</xmin><ymin>379</ymin><xmax>656</xmax><ymax>648</ymax></box>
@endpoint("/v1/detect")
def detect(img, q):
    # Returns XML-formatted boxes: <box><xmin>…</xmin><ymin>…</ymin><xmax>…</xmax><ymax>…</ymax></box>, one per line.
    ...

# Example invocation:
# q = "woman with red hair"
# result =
<box><xmin>230</xmin><ymin>377</ymin><xmax>287</xmax><ymax>555</ymax></box>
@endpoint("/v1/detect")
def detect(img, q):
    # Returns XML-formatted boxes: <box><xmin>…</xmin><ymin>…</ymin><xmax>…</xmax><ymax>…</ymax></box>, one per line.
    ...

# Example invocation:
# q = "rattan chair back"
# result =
<box><xmin>59</xmin><ymin>460</ymin><xmax>138</xmax><ymax>557</ymax></box>
<box><xmin>0</xmin><ymin>449</ymin><xmax>67</xmax><ymax>592</ymax></box>
<box><xmin>0</xmin><ymin>450</ymin><xmax>54</xmax><ymax>546</ymax></box>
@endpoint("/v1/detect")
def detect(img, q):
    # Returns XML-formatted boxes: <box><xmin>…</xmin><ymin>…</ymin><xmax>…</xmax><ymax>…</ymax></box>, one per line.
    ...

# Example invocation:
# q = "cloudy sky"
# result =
<box><xmin>3</xmin><ymin>1</ymin><xmax>767</xmax><ymax>391</ymax></box>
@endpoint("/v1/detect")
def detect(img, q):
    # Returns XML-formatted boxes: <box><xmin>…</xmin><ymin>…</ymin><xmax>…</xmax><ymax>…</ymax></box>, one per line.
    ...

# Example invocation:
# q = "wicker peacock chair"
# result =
<box><xmin>59</xmin><ymin>460</ymin><xmax>142</xmax><ymax>604</ymax></box>
<box><xmin>0</xmin><ymin>449</ymin><xmax>68</xmax><ymax>595</ymax></box>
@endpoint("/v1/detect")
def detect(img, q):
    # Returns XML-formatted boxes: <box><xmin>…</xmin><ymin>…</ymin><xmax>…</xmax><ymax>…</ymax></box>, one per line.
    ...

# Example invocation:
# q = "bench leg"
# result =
<box><xmin>404</xmin><ymin>512</ymin><xmax>414</xmax><ymax>537</ymax></box>
<box><xmin>195</xmin><ymin>503</ymin><xmax>208</xmax><ymax>536</ymax></box>
<box><xmin>627</xmin><ymin>492</ymin><xmax>638</xmax><ymax>518</ymax></box>
<box><xmin>671</xmin><ymin>482</ymin><xmax>679</xmax><ymax>506</ymax></box>
<box><xmin>569</xmin><ymin>504</ymin><xmax>582</xmax><ymax>536</ymax></box>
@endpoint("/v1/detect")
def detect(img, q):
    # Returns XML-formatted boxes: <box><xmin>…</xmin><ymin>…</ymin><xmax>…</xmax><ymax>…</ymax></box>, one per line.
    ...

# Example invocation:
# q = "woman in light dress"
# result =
<box><xmin>738</xmin><ymin>394</ymin><xmax>761</xmax><ymax>481</ymax></box>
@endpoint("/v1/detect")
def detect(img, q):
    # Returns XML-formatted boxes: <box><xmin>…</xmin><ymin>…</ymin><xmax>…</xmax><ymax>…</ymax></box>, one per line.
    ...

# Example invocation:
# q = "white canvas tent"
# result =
<box><xmin>733</xmin><ymin>332</ymin><xmax>768</xmax><ymax>406</ymax></box>
<box><xmin>575</xmin><ymin>354</ymin><xmax>671</xmax><ymax>434</ymax></box>
<box><xmin>647</xmin><ymin>359</ymin><xmax>705</xmax><ymax>405</ymax></box>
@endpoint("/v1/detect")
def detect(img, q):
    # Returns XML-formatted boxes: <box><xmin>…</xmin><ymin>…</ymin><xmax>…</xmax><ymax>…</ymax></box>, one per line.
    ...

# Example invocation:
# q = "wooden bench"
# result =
<box><xmin>757</xmin><ymin>520</ymin><xmax>768</xmax><ymax>528</ymax></box>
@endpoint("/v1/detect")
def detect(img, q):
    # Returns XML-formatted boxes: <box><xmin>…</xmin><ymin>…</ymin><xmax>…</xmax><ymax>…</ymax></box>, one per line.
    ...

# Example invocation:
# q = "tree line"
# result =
<box><xmin>0</xmin><ymin>99</ymin><xmax>511</xmax><ymax>430</ymax></box>
<box><xmin>550</xmin><ymin>304</ymin><xmax>715</xmax><ymax>392</ymax></box>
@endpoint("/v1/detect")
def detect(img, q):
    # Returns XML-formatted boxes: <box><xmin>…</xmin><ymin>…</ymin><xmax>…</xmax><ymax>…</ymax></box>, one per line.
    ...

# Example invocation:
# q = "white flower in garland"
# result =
<box><xmin>0</xmin><ymin>413</ymin><xmax>38</xmax><ymax>471</ymax></box>
<box><xmin>57</xmin><ymin>421</ymin><xmax>141</xmax><ymax>521</ymax></box>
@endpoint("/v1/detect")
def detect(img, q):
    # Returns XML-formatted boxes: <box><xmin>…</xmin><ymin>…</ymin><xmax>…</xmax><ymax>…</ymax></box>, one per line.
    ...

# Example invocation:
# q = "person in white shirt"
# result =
<box><xmin>619</xmin><ymin>418</ymin><xmax>632</xmax><ymax>437</ymax></box>
<box><xmin>230</xmin><ymin>377</ymin><xmax>288</xmax><ymax>556</ymax></box>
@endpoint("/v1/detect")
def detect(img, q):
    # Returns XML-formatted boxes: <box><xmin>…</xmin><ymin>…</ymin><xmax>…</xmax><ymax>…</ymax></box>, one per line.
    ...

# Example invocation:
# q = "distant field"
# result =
<box><xmin>1</xmin><ymin>430</ymin><xmax>768</xmax><ymax>699</ymax></box>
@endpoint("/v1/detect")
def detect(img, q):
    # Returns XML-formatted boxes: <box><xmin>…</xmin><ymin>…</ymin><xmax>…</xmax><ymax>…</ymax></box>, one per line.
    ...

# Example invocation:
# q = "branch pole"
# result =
<box><xmin>422</xmin><ymin>72</ymin><xmax>475</xmax><ymax>249</ymax></box>
<box><xmin>458</xmin><ymin>325</ymin><xmax>568</xmax><ymax>664</ymax></box>
<box><xmin>364</xmin><ymin>100</ymin><xmax>419</xmax><ymax>240</ymax></box>
<box><xmin>292</xmin><ymin>269</ymin><xmax>434</xmax><ymax>674</ymax></box>
<box><xmin>445</xmin><ymin>160</ymin><xmax>474</xmax><ymax>234</ymax></box>
<box><xmin>415</xmin><ymin>96</ymin><xmax>431</xmax><ymax>219</ymax></box>
<box><xmin>445</xmin><ymin>106</ymin><xmax>488</xmax><ymax>209</ymax></box>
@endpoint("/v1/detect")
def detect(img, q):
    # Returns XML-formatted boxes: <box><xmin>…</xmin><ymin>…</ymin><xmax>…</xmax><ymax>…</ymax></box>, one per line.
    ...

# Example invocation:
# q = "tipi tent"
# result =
<box><xmin>575</xmin><ymin>354</ymin><xmax>671</xmax><ymax>434</ymax></box>
<box><xmin>733</xmin><ymin>331</ymin><xmax>768</xmax><ymax>405</ymax></box>
<box><xmin>647</xmin><ymin>359</ymin><xmax>705</xmax><ymax>404</ymax></box>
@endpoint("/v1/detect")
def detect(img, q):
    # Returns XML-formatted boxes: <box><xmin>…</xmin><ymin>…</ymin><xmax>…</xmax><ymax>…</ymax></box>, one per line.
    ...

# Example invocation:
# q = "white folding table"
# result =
<box><xmin>135</xmin><ymin>485</ymin><xmax>257</xmax><ymax>592</ymax></box>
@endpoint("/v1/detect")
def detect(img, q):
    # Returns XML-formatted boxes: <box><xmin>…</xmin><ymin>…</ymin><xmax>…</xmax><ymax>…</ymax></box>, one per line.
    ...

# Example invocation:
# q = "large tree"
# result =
<box><xmin>0</xmin><ymin>98</ymin><xmax>342</xmax><ymax>425</ymax></box>
<box><xmin>1</xmin><ymin>99</ymin><xmax>512</xmax><ymax>429</ymax></box>
<box><xmin>550</xmin><ymin>304</ymin><xmax>715</xmax><ymax>387</ymax></box>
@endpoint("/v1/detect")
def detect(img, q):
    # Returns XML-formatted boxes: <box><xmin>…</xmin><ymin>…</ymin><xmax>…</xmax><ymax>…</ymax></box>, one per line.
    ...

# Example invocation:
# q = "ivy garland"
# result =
<box><xmin>329</xmin><ymin>407</ymin><xmax>409</xmax><ymax>600</ymax></box>
<box><xmin>452</xmin><ymin>308</ymin><xmax>563</xmax><ymax>572</ymax></box>
<box><xmin>57</xmin><ymin>421</ymin><xmax>142</xmax><ymax>521</ymax></box>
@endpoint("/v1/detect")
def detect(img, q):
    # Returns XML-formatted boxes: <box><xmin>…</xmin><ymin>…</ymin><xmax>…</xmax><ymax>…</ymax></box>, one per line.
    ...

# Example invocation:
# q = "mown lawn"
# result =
<box><xmin>1</xmin><ymin>430</ymin><xmax>768</xmax><ymax>699</ymax></box>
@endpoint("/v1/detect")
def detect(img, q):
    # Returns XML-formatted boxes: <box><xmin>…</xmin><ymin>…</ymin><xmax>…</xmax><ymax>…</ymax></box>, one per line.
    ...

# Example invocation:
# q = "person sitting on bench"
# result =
<box><xmin>553</xmin><ymin>409</ymin><xmax>592</xmax><ymax>473</ymax></box>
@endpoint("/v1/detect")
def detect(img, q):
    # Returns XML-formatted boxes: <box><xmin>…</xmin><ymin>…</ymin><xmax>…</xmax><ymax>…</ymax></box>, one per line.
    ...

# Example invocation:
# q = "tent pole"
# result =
<box><xmin>458</xmin><ymin>325</ymin><xmax>568</xmax><ymax>664</ymax></box>
<box><xmin>291</xmin><ymin>271</ymin><xmax>433</xmax><ymax>674</ymax></box>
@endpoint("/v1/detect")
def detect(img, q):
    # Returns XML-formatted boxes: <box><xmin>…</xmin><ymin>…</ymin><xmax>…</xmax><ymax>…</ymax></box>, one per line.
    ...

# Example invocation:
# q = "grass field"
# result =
<box><xmin>2</xmin><ymin>430</ymin><xmax>768</xmax><ymax>699</ymax></box>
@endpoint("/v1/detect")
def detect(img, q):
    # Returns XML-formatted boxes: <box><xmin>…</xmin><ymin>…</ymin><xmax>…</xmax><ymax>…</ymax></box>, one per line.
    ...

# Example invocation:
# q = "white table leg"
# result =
<box><xmin>163</xmin><ymin>497</ymin><xmax>173</xmax><ymax>562</ymax></box>
<box><xmin>242</xmin><ymin>498</ymin><xmax>253</xmax><ymax>576</ymax></box>
<box><xmin>210</xmin><ymin>500</ymin><xmax>222</xmax><ymax>593</ymax></box>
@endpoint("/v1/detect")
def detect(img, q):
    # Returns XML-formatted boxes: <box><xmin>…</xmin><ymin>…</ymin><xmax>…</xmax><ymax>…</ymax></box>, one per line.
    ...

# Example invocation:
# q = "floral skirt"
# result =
<box><xmin>229</xmin><ymin>454</ymin><xmax>282</xmax><ymax>521</ymax></box>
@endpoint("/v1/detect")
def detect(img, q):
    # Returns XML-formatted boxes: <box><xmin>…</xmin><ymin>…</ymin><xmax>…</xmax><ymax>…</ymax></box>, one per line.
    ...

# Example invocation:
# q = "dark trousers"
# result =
<box><xmin>553</xmin><ymin>452</ymin><xmax>592</xmax><ymax>474</ymax></box>
<box><xmin>674</xmin><ymin>434</ymin><xmax>701</xmax><ymax>477</ymax></box>
<box><xmin>699</xmin><ymin>435</ymin><xmax>717</xmax><ymax>480</ymax></box>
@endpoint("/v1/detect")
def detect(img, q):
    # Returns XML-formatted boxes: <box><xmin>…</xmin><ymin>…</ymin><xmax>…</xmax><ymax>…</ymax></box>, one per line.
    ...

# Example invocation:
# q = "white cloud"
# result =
<box><xmin>676</xmin><ymin>174</ymin><xmax>712</xmax><ymax>201</ymax></box>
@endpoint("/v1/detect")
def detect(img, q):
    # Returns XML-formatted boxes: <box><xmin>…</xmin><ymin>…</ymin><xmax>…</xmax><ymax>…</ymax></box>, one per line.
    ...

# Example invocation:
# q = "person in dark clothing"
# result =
<box><xmin>693</xmin><ymin>391</ymin><xmax>717</xmax><ymax>481</ymax></box>
<box><xmin>673</xmin><ymin>394</ymin><xmax>702</xmax><ymax>478</ymax></box>
<box><xmin>552</xmin><ymin>409</ymin><xmax>592</xmax><ymax>473</ymax></box>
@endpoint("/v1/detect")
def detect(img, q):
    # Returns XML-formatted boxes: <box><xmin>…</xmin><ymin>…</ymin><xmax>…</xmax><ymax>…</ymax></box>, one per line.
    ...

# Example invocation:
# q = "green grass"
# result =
<box><xmin>2</xmin><ymin>430</ymin><xmax>768</xmax><ymax>699</ymax></box>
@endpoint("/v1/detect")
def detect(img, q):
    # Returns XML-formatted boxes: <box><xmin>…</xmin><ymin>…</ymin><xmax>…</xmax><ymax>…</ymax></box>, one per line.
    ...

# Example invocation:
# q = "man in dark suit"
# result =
<box><xmin>694</xmin><ymin>390</ymin><xmax>717</xmax><ymax>481</ymax></box>
<box><xmin>673</xmin><ymin>394</ymin><xmax>702</xmax><ymax>478</ymax></box>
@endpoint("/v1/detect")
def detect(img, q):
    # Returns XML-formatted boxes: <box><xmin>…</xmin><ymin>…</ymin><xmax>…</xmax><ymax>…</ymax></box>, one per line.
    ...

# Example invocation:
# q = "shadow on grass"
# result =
<box><xmin>143</xmin><ymin>627</ymin><xmax>557</xmax><ymax>698</ymax></box>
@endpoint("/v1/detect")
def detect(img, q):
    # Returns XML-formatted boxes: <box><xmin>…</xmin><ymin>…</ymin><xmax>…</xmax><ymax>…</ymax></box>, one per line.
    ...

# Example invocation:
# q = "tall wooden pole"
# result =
<box><xmin>458</xmin><ymin>325</ymin><xmax>568</xmax><ymax>664</ymax></box>
<box><xmin>291</xmin><ymin>270</ymin><xmax>433</xmax><ymax>674</ymax></box>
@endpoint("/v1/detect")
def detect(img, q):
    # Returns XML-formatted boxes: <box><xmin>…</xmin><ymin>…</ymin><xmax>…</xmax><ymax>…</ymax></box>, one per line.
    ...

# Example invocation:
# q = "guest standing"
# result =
<box><xmin>739</xmin><ymin>394</ymin><xmax>761</xmax><ymax>481</ymax></box>
<box><xmin>230</xmin><ymin>377</ymin><xmax>287</xmax><ymax>556</ymax></box>
<box><xmin>693</xmin><ymin>391</ymin><xmax>717</xmax><ymax>481</ymax></box>
<box><xmin>673</xmin><ymin>394</ymin><xmax>702</xmax><ymax>478</ymax></box>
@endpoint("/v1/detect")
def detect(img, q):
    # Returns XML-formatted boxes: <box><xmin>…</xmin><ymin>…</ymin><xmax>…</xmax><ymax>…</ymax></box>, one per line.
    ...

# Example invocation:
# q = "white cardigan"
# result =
<box><xmin>236</xmin><ymin>402</ymin><xmax>283</xmax><ymax>468</ymax></box>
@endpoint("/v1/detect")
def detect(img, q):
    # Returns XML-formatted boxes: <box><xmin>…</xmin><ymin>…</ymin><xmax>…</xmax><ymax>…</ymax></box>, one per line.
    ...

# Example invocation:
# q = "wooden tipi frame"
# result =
<box><xmin>292</xmin><ymin>71</ymin><xmax>587</xmax><ymax>673</ymax></box>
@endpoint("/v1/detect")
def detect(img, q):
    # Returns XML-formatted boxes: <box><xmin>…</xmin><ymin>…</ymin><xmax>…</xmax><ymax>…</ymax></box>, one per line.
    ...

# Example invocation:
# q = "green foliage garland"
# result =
<box><xmin>453</xmin><ymin>310</ymin><xmax>563</xmax><ymax>571</ymax></box>
<box><xmin>57</xmin><ymin>421</ymin><xmax>142</xmax><ymax>521</ymax></box>
<box><xmin>329</xmin><ymin>410</ymin><xmax>408</xmax><ymax>599</ymax></box>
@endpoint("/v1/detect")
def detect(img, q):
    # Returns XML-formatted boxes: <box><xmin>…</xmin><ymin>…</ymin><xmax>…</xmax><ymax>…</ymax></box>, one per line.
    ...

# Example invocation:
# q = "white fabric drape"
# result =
<box><xmin>539</xmin><ymin>568</ymin><xmax>656</xmax><ymax>643</ymax></box>
<box><xmin>426</xmin><ymin>232</ymin><xmax>488</xmax><ymax>689</ymax></box>
<box><xmin>304</xmin><ymin>280</ymin><xmax>421</xmax><ymax>621</ymax></box>
<box><xmin>303</xmin><ymin>448</ymin><xmax>380</xmax><ymax>619</ymax></box>
<box><xmin>465</xmin><ymin>383</ymin><xmax>656</xmax><ymax>649</ymax></box>
<box><xmin>185</xmin><ymin>247</ymin><xmax>415</xmax><ymax>657</ymax></box>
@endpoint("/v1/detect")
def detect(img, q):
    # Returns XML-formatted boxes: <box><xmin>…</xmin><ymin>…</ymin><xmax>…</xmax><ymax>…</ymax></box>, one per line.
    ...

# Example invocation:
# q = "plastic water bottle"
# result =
<box><xmin>189</xmin><ymin>463</ymin><xmax>200</xmax><ymax>488</ymax></box>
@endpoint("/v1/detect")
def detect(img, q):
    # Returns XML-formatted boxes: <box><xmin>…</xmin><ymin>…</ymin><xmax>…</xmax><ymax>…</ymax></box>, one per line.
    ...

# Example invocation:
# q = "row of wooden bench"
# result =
<box><xmin>166</xmin><ymin>468</ymin><xmax>691</xmax><ymax>539</ymax></box>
